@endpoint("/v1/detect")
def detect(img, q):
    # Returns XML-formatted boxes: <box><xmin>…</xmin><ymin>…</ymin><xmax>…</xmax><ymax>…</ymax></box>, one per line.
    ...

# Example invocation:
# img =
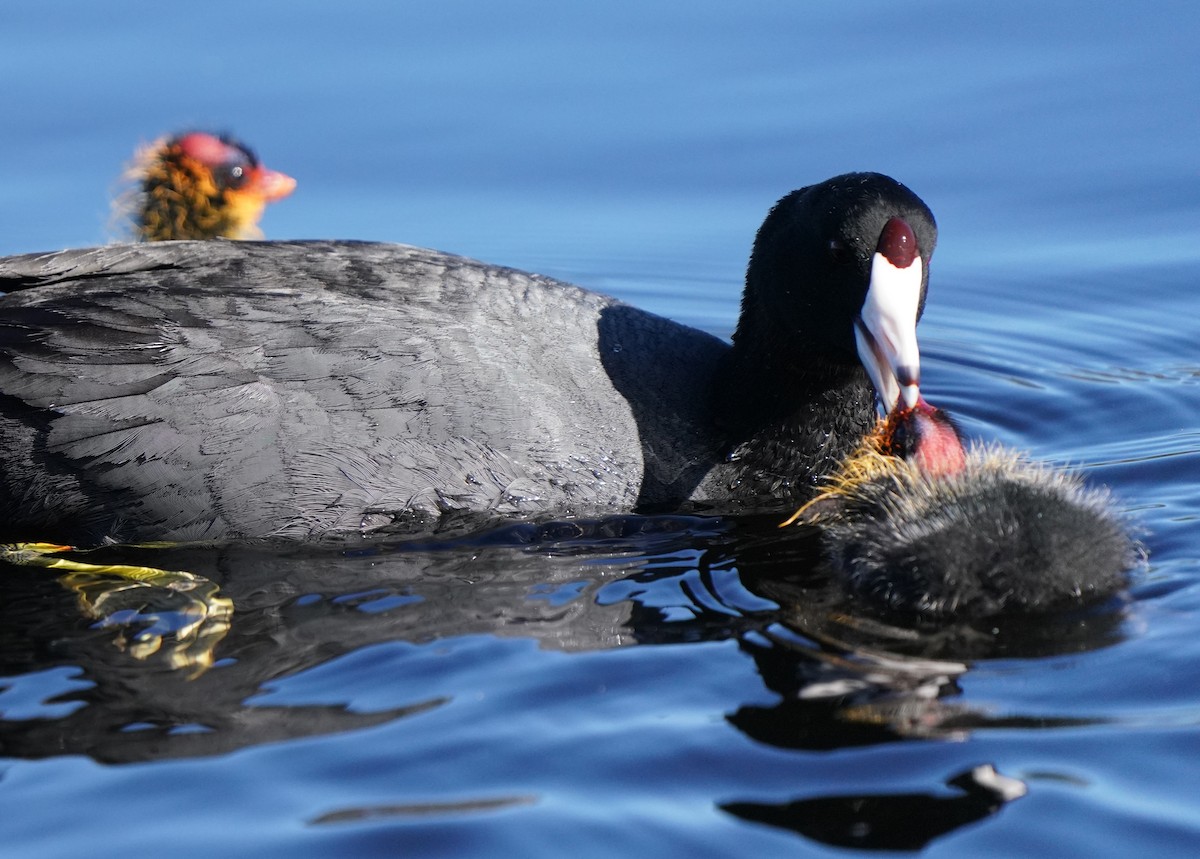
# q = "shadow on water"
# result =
<box><xmin>0</xmin><ymin>513</ymin><xmax>1127</xmax><ymax>850</ymax></box>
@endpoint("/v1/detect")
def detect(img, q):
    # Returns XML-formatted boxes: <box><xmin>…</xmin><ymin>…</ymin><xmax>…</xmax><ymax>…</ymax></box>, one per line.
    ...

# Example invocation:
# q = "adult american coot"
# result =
<box><xmin>0</xmin><ymin>172</ymin><xmax>933</xmax><ymax>544</ymax></box>
<box><xmin>789</xmin><ymin>399</ymin><xmax>1137</xmax><ymax>620</ymax></box>
<box><xmin>115</xmin><ymin>131</ymin><xmax>296</xmax><ymax>241</ymax></box>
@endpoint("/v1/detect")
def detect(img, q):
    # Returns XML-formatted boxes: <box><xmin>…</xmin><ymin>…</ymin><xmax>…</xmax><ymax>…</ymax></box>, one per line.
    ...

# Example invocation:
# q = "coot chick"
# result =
<box><xmin>0</xmin><ymin>172</ymin><xmax>934</xmax><ymax>544</ymax></box>
<box><xmin>117</xmin><ymin>132</ymin><xmax>296</xmax><ymax>240</ymax></box>
<box><xmin>788</xmin><ymin>400</ymin><xmax>1137</xmax><ymax>621</ymax></box>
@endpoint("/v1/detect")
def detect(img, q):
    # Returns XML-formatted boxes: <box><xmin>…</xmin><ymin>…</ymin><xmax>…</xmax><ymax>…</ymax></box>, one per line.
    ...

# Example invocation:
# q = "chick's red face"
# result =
<box><xmin>880</xmin><ymin>398</ymin><xmax>966</xmax><ymax>478</ymax></box>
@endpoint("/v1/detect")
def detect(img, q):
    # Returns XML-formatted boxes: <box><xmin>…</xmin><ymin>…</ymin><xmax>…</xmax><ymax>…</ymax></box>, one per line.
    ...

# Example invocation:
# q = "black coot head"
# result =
<box><xmin>739</xmin><ymin>172</ymin><xmax>937</xmax><ymax>367</ymax></box>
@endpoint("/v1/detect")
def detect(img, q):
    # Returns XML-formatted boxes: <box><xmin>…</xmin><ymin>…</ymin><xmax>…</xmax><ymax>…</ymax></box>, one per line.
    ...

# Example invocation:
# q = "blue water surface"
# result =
<box><xmin>2</xmin><ymin>1</ymin><xmax>1200</xmax><ymax>856</ymax></box>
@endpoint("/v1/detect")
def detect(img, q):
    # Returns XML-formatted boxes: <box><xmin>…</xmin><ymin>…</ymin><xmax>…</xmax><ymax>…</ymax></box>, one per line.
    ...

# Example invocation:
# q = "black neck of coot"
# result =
<box><xmin>711</xmin><ymin>345</ymin><xmax>878</xmax><ymax>498</ymax></box>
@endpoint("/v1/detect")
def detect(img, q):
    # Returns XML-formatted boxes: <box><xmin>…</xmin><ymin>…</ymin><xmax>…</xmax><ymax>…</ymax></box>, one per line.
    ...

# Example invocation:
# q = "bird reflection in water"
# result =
<box><xmin>722</xmin><ymin>763</ymin><xmax>1027</xmax><ymax>851</ymax></box>
<box><xmin>0</xmin><ymin>508</ymin><xmax>1126</xmax><ymax>855</ymax></box>
<box><xmin>1</xmin><ymin>542</ymin><xmax>232</xmax><ymax>677</ymax></box>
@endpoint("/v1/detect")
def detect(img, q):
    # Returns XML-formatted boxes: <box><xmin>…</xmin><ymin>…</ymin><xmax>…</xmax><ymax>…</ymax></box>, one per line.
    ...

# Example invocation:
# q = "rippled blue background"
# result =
<box><xmin>3</xmin><ymin>1</ymin><xmax>1200</xmax><ymax>856</ymax></box>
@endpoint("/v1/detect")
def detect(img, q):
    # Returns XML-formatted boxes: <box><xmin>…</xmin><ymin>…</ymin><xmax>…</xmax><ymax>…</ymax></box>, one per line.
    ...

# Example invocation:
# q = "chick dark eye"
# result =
<box><xmin>214</xmin><ymin>162</ymin><xmax>249</xmax><ymax>190</ymax></box>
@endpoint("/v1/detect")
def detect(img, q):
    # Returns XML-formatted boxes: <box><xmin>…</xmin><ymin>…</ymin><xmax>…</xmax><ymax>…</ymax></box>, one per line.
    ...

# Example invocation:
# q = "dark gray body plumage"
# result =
<box><xmin>0</xmin><ymin>240</ymin><xmax>744</xmax><ymax>542</ymax></box>
<box><xmin>0</xmin><ymin>173</ymin><xmax>933</xmax><ymax>544</ymax></box>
